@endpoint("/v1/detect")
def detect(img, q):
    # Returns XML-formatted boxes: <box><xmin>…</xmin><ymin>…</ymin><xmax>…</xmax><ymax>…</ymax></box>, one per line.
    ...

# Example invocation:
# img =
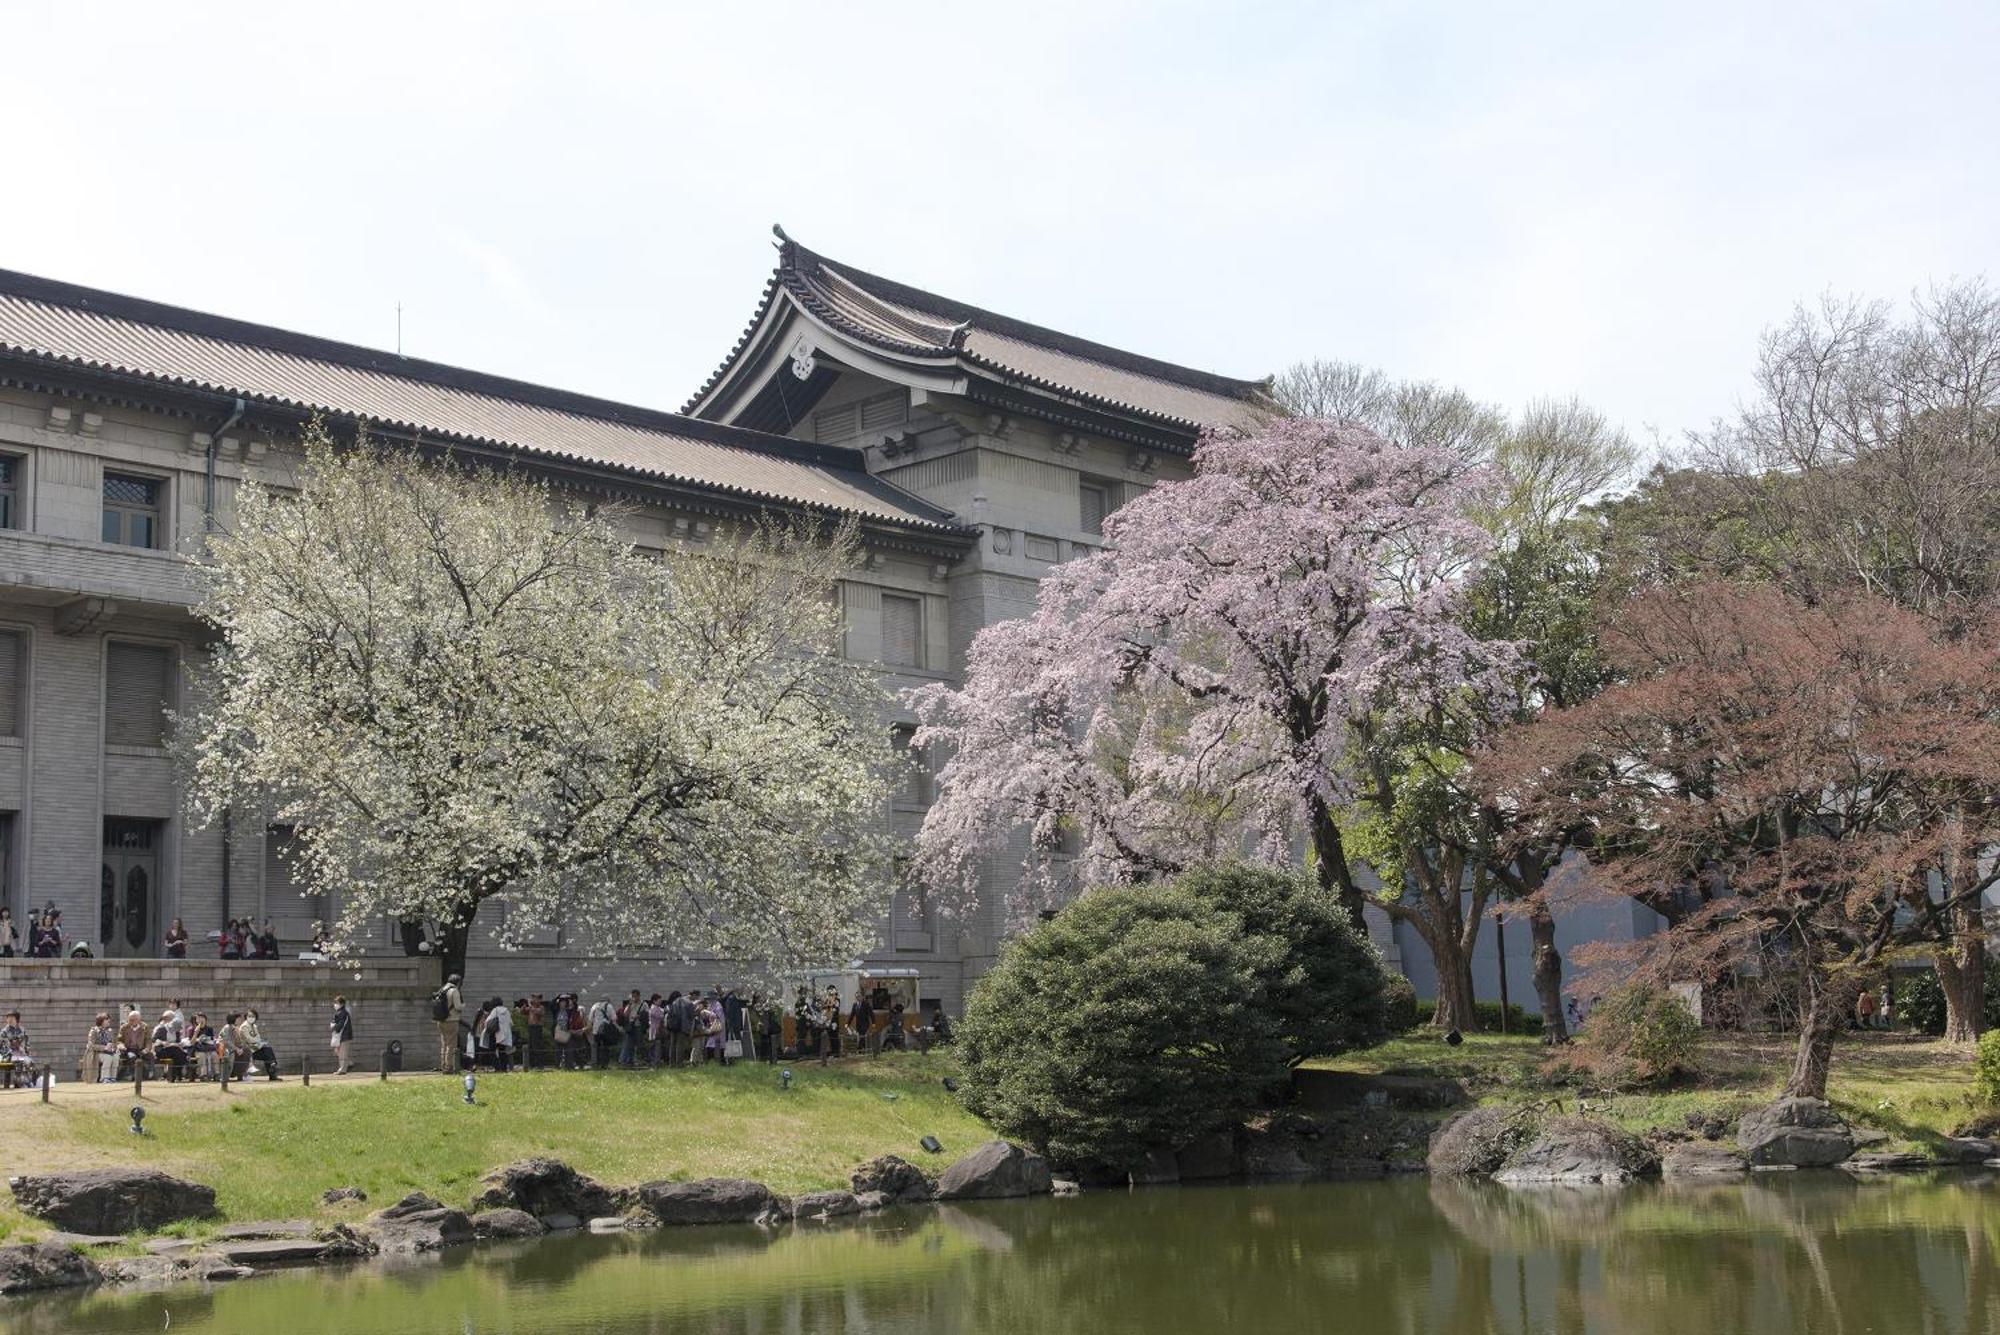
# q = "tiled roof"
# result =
<box><xmin>0</xmin><ymin>269</ymin><xmax>966</xmax><ymax>534</ymax></box>
<box><xmin>686</xmin><ymin>228</ymin><xmax>1278</xmax><ymax>435</ymax></box>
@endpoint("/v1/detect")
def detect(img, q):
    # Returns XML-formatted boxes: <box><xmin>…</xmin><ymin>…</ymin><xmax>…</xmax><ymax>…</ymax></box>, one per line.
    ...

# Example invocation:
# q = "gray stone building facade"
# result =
<box><xmin>0</xmin><ymin>230</ymin><xmax>1397</xmax><ymax>1017</ymax></box>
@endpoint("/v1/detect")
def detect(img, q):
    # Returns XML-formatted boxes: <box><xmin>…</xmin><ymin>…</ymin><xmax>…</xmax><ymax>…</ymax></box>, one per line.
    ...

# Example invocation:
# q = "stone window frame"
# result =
<box><xmin>101</xmin><ymin>469</ymin><xmax>168</xmax><ymax>550</ymax></box>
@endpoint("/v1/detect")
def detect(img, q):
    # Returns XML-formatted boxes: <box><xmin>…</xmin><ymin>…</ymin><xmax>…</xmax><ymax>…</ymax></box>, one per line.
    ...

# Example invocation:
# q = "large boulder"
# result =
<box><xmin>0</xmin><ymin>1241</ymin><xmax>101</xmax><ymax>1294</ymax></box>
<box><xmin>1662</xmin><ymin>1142</ymin><xmax>1749</xmax><ymax>1178</ymax></box>
<box><xmin>791</xmin><ymin>1190</ymin><xmax>861</xmax><ymax>1222</ymax></box>
<box><xmin>631</xmin><ymin>1178</ymin><xmax>789</xmax><ymax>1227</ymax></box>
<box><xmin>850</xmin><ymin>1155</ymin><xmax>934</xmax><ymax>1204</ymax></box>
<box><xmin>1493</xmin><ymin>1118</ymin><xmax>1659</xmax><ymax>1185</ymax></box>
<box><xmin>1736</xmin><ymin>1098</ymin><xmax>1854</xmax><ymax>1168</ymax></box>
<box><xmin>935</xmin><ymin>1142</ymin><xmax>1053</xmax><ymax>1201</ymax></box>
<box><xmin>471</xmin><ymin>1208</ymin><xmax>548</xmax><ymax>1240</ymax></box>
<box><xmin>1428</xmin><ymin>1107</ymin><xmax>1540</xmax><ymax>1177</ymax></box>
<box><xmin>8</xmin><ymin>1169</ymin><xmax>217</xmax><ymax>1235</ymax></box>
<box><xmin>363</xmin><ymin>1192</ymin><xmax>474</xmax><ymax>1254</ymax></box>
<box><xmin>470</xmin><ymin>1158</ymin><xmax>622</xmax><ymax>1221</ymax></box>
<box><xmin>1938</xmin><ymin>1137</ymin><xmax>2000</xmax><ymax>1164</ymax></box>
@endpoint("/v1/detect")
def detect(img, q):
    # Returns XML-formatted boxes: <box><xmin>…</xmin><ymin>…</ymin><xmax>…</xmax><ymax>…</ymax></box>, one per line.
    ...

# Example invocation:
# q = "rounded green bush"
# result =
<box><xmin>955</xmin><ymin>864</ymin><xmax>1392</xmax><ymax>1169</ymax></box>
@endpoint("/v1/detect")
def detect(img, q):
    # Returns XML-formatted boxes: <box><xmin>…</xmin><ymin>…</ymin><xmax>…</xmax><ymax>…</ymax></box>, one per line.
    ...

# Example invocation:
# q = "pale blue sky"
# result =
<box><xmin>3</xmin><ymin>1</ymin><xmax>1992</xmax><ymax>448</ymax></box>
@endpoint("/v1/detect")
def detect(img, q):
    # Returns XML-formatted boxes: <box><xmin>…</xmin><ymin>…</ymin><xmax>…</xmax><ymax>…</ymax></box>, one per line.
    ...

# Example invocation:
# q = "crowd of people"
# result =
<box><xmin>1</xmin><ymin>904</ymin><xmax>77</xmax><ymax>959</ymax></box>
<box><xmin>0</xmin><ymin>996</ymin><xmax>373</xmax><ymax>1088</ymax></box>
<box><xmin>0</xmin><ymin>903</ymin><xmax>323</xmax><ymax>961</ymax></box>
<box><xmin>431</xmin><ymin>976</ymin><xmax>951</xmax><ymax>1074</ymax></box>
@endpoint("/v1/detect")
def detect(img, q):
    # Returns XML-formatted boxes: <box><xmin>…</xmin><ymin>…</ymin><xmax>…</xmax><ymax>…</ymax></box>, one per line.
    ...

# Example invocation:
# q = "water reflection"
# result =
<box><xmin>10</xmin><ymin>1173</ymin><xmax>2000</xmax><ymax>1335</ymax></box>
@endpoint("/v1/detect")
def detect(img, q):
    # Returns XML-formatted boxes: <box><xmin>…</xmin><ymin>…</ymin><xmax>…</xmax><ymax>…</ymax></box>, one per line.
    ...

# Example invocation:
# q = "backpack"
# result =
<box><xmin>431</xmin><ymin>988</ymin><xmax>452</xmax><ymax>1022</ymax></box>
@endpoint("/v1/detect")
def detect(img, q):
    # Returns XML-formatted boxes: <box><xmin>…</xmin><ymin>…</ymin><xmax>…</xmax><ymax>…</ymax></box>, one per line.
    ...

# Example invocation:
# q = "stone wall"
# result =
<box><xmin>0</xmin><ymin>957</ymin><xmax>439</xmax><ymax>1080</ymax></box>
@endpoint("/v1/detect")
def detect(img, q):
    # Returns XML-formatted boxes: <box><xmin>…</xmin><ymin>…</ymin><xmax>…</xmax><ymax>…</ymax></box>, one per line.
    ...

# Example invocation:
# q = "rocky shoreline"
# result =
<box><xmin>5</xmin><ymin>1094</ymin><xmax>1996</xmax><ymax>1298</ymax></box>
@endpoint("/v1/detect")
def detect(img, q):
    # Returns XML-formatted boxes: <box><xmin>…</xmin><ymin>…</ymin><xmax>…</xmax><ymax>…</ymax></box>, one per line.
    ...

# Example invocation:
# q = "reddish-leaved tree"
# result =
<box><xmin>910</xmin><ymin>418</ymin><xmax>1514</xmax><ymax>948</ymax></box>
<box><xmin>1485</xmin><ymin>583</ymin><xmax>2000</xmax><ymax>1097</ymax></box>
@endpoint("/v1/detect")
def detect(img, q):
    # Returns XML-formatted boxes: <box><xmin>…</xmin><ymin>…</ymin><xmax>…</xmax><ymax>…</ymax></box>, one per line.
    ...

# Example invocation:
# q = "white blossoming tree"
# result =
<box><xmin>178</xmin><ymin>427</ymin><xmax>895</xmax><ymax>982</ymax></box>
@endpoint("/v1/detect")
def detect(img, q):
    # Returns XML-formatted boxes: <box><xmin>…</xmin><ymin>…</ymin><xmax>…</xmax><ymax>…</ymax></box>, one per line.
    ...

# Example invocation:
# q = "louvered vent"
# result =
<box><xmin>104</xmin><ymin>642</ymin><xmax>172</xmax><ymax>747</ymax></box>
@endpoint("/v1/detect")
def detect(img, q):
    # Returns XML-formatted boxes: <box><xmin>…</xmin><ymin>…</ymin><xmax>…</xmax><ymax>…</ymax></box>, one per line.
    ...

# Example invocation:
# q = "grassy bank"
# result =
<box><xmin>0</xmin><ymin>1052</ymin><xmax>991</xmax><ymax>1244</ymax></box>
<box><xmin>1312</xmin><ymin>1031</ymin><xmax>1990</xmax><ymax>1152</ymax></box>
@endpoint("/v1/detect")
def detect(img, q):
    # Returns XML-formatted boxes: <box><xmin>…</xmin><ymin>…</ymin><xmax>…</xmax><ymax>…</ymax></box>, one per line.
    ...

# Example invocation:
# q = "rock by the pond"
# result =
<box><xmin>1129</xmin><ymin>1149</ymin><xmax>1180</xmax><ymax>1186</ymax></box>
<box><xmin>539</xmin><ymin>1212</ymin><xmax>583</xmax><ymax>1232</ymax></box>
<box><xmin>1051</xmin><ymin>1179</ymin><xmax>1082</xmax><ymax>1196</ymax></box>
<box><xmin>8</xmin><ymin>1169</ymin><xmax>218</xmax><ymax>1235</ymax></box>
<box><xmin>791</xmin><ymin>1190</ymin><xmax>861</xmax><ymax>1221</ymax></box>
<box><xmin>1844</xmin><ymin>1152</ymin><xmax>1932</xmax><ymax>1173</ymax></box>
<box><xmin>935</xmin><ymin>1142</ymin><xmax>1054</xmax><ymax>1201</ymax></box>
<box><xmin>852</xmin><ymin>1190</ymin><xmax>891</xmax><ymax>1212</ymax></box>
<box><xmin>216</xmin><ymin>1219</ymin><xmax>315</xmax><ymax>1241</ymax></box>
<box><xmin>1662</xmin><ymin>1142</ymin><xmax>1750</xmax><ymax>1178</ymax></box>
<box><xmin>143</xmin><ymin>1237</ymin><xmax>201</xmax><ymax>1256</ymax></box>
<box><xmin>1939</xmin><ymin>1137</ymin><xmax>2000</xmax><ymax>1164</ymax></box>
<box><xmin>850</xmin><ymin>1155</ymin><xmax>934</xmax><ymax>1204</ymax></box>
<box><xmin>1494</xmin><ymin>1118</ymin><xmax>1659</xmax><ymax>1185</ymax></box>
<box><xmin>1736</xmin><ymin>1098</ymin><xmax>1854</xmax><ymax>1168</ymax></box>
<box><xmin>213</xmin><ymin>1237</ymin><xmax>333</xmax><ymax>1266</ymax></box>
<box><xmin>321</xmin><ymin>1186</ymin><xmax>368</xmax><ymax>1206</ymax></box>
<box><xmin>1175</xmin><ymin>1131</ymin><xmax>1241</xmax><ymax>1181</ymax></box>
<box><xmin>471</xmin><ymin>1158</ymin><xmax>623</xmax><ymax>1221</ymax></box>
<box><xmin>632</xmin><ymin>1178</ymin><xmax>789</xmax><ymax>1226</ymax></box>
<box><xmin>363</xmin><ymin>1192</ymin><xmax>474</xmax><ymax>1253</ymax></box>
<box><xmin>43</xmin><ymin>1232</ymin><xmax>125</xmax><ymax>1250</ymax></box>
<box><xmin>1428</xmin><ymin>1107</ymin><xmax>1541</xmax><ymax>1177</ymax></box>
<box><xmin>0</xmin><ymin>1241</ymin><xmax>102</xmax><ymax>1294</ymax></box>
<box><xmin>472</xmin><ymin>1208</ymin><xmax>547</xmax><ymax>1240</ymax></box>
<box><xmin>587</xmin><ymin>1216</ymin><xmax>631</xmax><ymax>1233</ymax></box>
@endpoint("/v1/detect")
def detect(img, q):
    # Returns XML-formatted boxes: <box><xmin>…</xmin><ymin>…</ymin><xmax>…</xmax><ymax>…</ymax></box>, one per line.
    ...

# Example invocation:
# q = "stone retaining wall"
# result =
<box><xmin>0</xmin><ymin>958</ymin><xmax>439</xmax><ymax>1080</ymax></box>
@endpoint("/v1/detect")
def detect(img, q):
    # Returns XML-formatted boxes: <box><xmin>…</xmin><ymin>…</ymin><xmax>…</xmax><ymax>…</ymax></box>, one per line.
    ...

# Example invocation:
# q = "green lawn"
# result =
<box><xmin>0</xmin><ymin>1053</ymin><xmax>991</xmax><ymax>1243</ymax></box>
<box><xmin>1311</xmin><ymin>1030</ymin><xmax>1990</xmax><ymax>1152</ymax></box>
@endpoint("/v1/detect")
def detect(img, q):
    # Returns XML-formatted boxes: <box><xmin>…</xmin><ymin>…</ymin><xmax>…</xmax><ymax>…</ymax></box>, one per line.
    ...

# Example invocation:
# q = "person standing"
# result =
<box><xmin>86</xmin><ymin>1012</ymin><xmax>117</xmax><ymax>1082</ymax></box>
<box><xmin>163</xmin><ymin>917</ymin><xmax>189</xmax><ymax>959</ymax></box>
<box><xmin>435</xmin><ymin>973</ymin><xmax>463</xmax><ymax>1074</ymax></box>
<box><xmin>1</xmin><ymin>905</ymin><xmax>20</xmax><ymax>957</ymax></box>
<box><xmin>487</xmin><ymin>999</ymin><xmax>514</xmax><ymax>1073</ymax></box>
<box><xmin>525</xmin><ymin>994</ymin><xmax>548</xmax><ymax>1070</ymax></box>
<box><xmin>849</xmin><ymin>991</ymin><xmax>876</xmax><ymax>1058</ymax></box>
<box><xmin>722</xmin><ymin>988</ymin><xmax>745</xmax><ymax>1061</ymax></box>
<box><xmin>1854</xmin><ymin>988</ymin><xmax>1878</xmax><ymax>1031</ymax></box>
<box><xmin>329</xmin><ymin>996</ymin><xmax>354</xmax><ymax>1075</ymax></box>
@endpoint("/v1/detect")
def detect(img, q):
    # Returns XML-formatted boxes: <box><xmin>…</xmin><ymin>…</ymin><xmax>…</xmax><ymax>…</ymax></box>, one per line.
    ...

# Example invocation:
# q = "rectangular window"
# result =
<box><xmin>0</xmin><ymin>630</ymin><xmax>21</xmax><ymax>738</ymax></box>
<box><xmin>104</xmin><ymin>642</ymin><xmax>172</xmax><ymax>748</ymax></box>
<box><xmin>0</xmin><ymin>456</ymin><xmax>18</xmax><ymax>530</ymax></box>
<box><xmin>881</xmin><ymin>594</ymin><xmax>922</xmax><ymax>668</ymax></box>
<box><xmin>891</xmin><ymin>857</ymin><xmax>933</xmax><ymax>952</ymax></box>
<box><xmin>264</xmin><ymin>825</ymin><xmax>328</xmax><ymax>938</ymax></box>
<box><xmin>1079</xmin><ymin>480</ymin><xmax>1110</xmax><ymax>536</ymax></box>
<box><xmin>102</xmin><ymin>473</ymin><xmax>163</xmax><ymax>549</ymax></box>
<box><xmin>890</xmin><ymin>724</ymin><xmax>931</xmax><ymax>808</ymax></box>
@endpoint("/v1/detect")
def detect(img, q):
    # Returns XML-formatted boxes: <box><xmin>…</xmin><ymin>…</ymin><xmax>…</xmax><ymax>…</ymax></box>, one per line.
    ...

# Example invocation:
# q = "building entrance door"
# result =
<box><xmin>101</xmin><ymin>818</ymin><xmax>160</xmax><ymax>958</ymax></box>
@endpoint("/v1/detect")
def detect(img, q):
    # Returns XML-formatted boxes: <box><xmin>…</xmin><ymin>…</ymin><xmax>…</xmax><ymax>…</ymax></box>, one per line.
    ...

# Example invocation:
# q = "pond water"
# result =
<box><xmin>8</xmin><ymin>1173</ymin><xmax>2000</xmax><ymax>1334</ymax></box>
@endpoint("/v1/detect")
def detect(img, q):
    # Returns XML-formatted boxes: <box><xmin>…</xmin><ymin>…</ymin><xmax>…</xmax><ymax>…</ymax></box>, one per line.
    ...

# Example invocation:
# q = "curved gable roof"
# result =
<box><xmin>686</xmin><ymin>227</ymin><xmax>1278</xmax><ymax>438</ymax></box>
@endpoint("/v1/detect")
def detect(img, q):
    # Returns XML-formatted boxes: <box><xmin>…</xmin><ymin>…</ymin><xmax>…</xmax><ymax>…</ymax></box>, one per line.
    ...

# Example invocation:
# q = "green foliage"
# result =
<box><xmin>1381</xmin><ymin>974</ymin><xmax>1419</xmax><ymax>1034</ymax></box>
<box><xmin>1412</xmin><ymin>998</ymin><xmax>1543</xmax><ymax>1035</ymax></box>
<box><xmin>1893</xmin><ymin>967</ymin><xmax>2000</xmax><ymax>1036</ymax></box>
<box><xmin>1577</xmin><ymin>984</ymin><xmax>1703</xmax><ymax>1086</ymax></box>
<box><xmin>956</xmin><ymin>882</ymin><xmax>1287</xmax><ymax>1168</ymax></box>
<box><xmin>1975</xmin><ymin>1032</ymin><xmax>2000</xmax><ymax>1107</ymax></box>
<box><xmin>1174</xmin><ymin>863</ymin><xmax>1395</xmax><ymax>1065</ymax></box>
<box><xmin>955</xmin><ymin>864</ymin><xmax>1393</xmax><ymax>1168</ymax></box>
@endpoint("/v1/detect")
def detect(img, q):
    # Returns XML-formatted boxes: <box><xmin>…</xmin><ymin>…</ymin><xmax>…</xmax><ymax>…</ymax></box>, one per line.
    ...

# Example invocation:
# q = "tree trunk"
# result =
<box><xmin>1308</xmin><ymin>800</ymin><xmax>1367</xmax><ymax>935</ymax></box>
<box><xmin>434</xmin><ymin>901</ymin><xmax>480</xmax><ymax>986</ymax></box>
<box><xmin>1529</xmin><ymin>900</ymin><xmax>1568</xmax><ymax>1045</ymax></box>
<box><xmin>1936</xmin><ymin>902</ymin><xmax>1985</xmax><ymax>1044</ymax></box>
<box><xmin>1784</xmin><ymin>972</ymin><xmax>1861</xmax><ymax>1100</ymax></box>
<box><xmin>1427</xmin><ymin>931</ymin><xmax>1479</xmax><ymax>1034</ymax></box>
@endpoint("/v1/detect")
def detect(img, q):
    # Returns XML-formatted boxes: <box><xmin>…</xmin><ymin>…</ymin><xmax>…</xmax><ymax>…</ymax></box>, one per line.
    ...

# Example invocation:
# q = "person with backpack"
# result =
<box><xmin>434</xmin><ymin>973</ymin><xmax>463</xmax><ymax>1074</ymax></box>
<box><xmin>587</xmin><ymin>998</ymin><xmax>615</xmax><ymax>1068</ymax></box>
<box><xmin>484</xmin><ymin>998</ymin><xmax>514</xmax><ymax>1073</ymax></box>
